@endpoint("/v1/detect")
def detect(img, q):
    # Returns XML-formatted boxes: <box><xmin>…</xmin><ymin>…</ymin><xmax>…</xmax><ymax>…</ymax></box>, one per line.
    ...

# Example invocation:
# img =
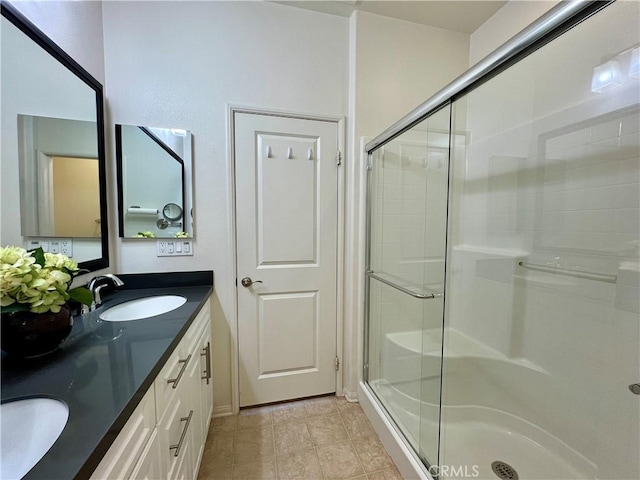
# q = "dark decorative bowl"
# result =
<box><xmin>1</xmin><ymin>304</ymin><xmax>73</xmax><ymax>357</ymax></box>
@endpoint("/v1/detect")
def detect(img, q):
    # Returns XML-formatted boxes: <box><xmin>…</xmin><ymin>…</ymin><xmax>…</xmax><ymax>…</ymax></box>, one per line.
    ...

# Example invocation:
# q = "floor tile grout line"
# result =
<box><xmin>335</xmin><ymin>400</ymin><xmax>369</xmax><ymax>476</ymax></box>
<box><xmin>270</xmin><ymin>413</ymin><xmax>280</xmax><ymax>480</ymax></box>
<box><xmin>313</xmin><ymin>444</ymin><xmax>331</xmax><ymax>480</ymax></box>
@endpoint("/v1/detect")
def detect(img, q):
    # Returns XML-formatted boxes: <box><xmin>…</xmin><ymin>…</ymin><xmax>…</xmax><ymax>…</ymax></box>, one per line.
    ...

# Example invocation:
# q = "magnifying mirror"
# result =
<box><xmin>163</xmin><ymin>203</ymin><xmax>183</xmax><ymax>222</ymax></box>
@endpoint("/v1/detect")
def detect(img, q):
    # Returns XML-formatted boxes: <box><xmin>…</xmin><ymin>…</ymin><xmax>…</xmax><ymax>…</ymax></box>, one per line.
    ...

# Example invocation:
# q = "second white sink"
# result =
<box><xmin>1</xmin><ymin>397</ymin><xmax>69</xmax><ymax>480</ymax></box>
<box><xmin>99</xmin><ymin>295</ymin><xmax>187</xmax><ymax>322</ymax></box>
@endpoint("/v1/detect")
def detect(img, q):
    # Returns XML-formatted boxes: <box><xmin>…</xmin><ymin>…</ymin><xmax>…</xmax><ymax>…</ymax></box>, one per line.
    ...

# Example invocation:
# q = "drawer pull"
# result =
<box><xmin>169</xmin><ymin>409</ymin><xmax>193</xmax><ymax>457</ymax></box>
<box><xmin>167</xmin><ymin>354</ymin><xmax>191</xmax><ymax>389</ymax></box>
<box><xmin>200</xmin><ymin>342</ymin><xmax>211</xmax><ymax>384</ymax></box>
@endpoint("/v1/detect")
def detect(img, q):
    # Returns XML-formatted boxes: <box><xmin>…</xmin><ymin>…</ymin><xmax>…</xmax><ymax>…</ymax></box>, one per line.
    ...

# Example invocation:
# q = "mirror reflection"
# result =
<box><xmin>116</xmin><ymin>125</ymin><xmax>193</xmax><ymax>238</ymax></box>
<box><xmin>0</xmin><ymin>7</ymin><xmax>108</xmax><ymax>269</ymax></box>
<box><xmin>19</xmin><ymin>115</ymin><xmax>101</xmax><ymax>238</ymax></box>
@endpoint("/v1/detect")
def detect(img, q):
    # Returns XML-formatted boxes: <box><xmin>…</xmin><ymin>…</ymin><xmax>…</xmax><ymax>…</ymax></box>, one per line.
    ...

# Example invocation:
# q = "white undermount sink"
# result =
<box><xmin>99</xmin><ymin>295</ymin><xmax>187</xmax><ymax>322</ymax></box>
<box><xmin>0</xmin><ymin>397</ymin><xmax>69</xmax><ymax>479</ymax></box>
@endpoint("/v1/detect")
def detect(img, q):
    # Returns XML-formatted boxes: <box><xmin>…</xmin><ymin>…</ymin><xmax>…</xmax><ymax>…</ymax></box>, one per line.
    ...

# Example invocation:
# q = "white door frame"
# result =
<box><xmin>227</xmin><ymin>105</ymin><xmax>345</xmax><ymax>413</ymax></box>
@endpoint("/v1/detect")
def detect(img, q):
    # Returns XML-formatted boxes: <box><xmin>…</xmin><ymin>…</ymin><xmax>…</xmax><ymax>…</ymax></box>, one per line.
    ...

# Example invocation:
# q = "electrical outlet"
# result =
<box><xmin>157</xmin><ymin>240</ymin><xmax>194</xmax><ymax>257</ymax></box>
<box><xmin>60</xmin><ymin>239</ymin><xmax>73</xmax><ymax>257</ymax></box>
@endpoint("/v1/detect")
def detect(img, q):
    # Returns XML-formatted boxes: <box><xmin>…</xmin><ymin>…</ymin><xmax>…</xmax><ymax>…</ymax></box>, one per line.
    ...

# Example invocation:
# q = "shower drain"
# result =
<box><xmin>491</xmin><ymin>461</ymin><xmax>519</xmax><ymax>480</ymax></box>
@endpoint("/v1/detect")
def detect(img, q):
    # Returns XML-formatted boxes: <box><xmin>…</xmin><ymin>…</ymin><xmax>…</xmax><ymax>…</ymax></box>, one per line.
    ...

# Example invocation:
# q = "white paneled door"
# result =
<box><xmin>234</xmin><ymin>112</ymin><xmax>339</xmax><ymax>407</ymax></box>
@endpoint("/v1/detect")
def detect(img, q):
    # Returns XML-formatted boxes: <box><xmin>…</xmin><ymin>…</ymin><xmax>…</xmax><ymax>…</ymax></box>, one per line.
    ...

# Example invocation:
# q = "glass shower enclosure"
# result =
<box><xmin>364</xmin><ymin>1</ymin><xmax>640</xmax><ymax>479</ymax></box>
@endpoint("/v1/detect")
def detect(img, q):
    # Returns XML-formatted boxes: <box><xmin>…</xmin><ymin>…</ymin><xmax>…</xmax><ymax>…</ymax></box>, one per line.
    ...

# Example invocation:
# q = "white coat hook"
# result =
<box><xmin>307</xmin><ymin>148</ymin><xmax>314</xmax><ymax>160</ymax></box>
<box><xmin>287</xmin><ymin>147</ymin><xmax>293</xmax><ymax>159</ymax></box>
<box><xmin>266</xmin><ymin>145</ymin><xmax>273</xmax><ymax>158</ymax></box>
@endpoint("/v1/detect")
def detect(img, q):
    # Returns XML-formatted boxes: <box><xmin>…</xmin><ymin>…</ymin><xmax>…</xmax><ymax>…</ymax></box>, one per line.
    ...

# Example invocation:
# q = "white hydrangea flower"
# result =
<box><xmin>1</xmin><ymin>246</ymin><xmax>82</xmax><ymax>314</ymax></box>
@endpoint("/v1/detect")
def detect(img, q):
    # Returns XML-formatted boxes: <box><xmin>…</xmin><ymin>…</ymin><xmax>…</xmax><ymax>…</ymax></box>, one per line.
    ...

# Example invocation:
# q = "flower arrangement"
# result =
<box><xmin>132</xmin><ymin>231</ymin><xmax>156</xmax><ymax>238</ymax></box>
<box><xmin>0</xmin><ymin>246</ymin><xmax>92</xmax><ymax>314</ymax></box>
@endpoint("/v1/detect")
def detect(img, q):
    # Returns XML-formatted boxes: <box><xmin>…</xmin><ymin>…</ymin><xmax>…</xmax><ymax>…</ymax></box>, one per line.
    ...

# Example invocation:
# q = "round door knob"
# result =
<box><xmin>241</xmin><ymin>277</ymin><xmax>263</xmax><ymax>288</ymax></box>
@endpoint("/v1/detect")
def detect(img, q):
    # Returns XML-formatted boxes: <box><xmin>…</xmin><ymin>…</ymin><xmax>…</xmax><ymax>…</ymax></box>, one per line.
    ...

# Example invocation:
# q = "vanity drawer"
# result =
<box><xmin>181</xmin><ymin>301</ymin><xmax>210</xmax><ymax>356</ymax></box>
<box><xmin>158</xmin><ymin>391</ymin><xmax>194</xmax><ymax>479</ymax></box>
<box><xmin>90</xmin><ymin>387</ymin><xmax>156</xmax><ymax>480</ymax></box>
<box><xmin>155</xmin><ymin>345</ymin><xmax>189</xmax><ymax>422</ymax></box>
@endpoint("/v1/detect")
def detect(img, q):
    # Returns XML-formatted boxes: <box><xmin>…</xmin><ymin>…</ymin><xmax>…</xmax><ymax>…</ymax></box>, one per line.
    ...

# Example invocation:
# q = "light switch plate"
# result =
<box><xmin>26</xmin><ymin>240</ymin><xmax>49</xmax><ymax>252</ymax></box>
<box><xmin>49</xmin><ymin>240</ymin><xmax>60</xmax><ymax>254</ymax></box>
<box><xmin>157</xmin><ymin>240</ymin><xmax>194</xmax><ymax>257</ymax></box>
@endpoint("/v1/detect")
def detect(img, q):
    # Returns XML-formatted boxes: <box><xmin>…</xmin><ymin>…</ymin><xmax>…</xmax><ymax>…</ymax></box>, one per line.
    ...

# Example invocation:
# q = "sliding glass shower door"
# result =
<box><xmin>366</xmin><ymin>106</ymin><xmax>450</xmax><ymax>466</ymax></box>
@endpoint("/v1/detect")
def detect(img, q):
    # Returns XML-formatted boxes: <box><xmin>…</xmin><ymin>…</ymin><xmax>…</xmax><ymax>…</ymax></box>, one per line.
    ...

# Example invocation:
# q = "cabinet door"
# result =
<box><xmin>182</xmin><ymin>302</ymin><xmax>209</xmax><ymax>356</ymax></box>
<box><xmin>199</xmin><ymin>326</ymin><xmax>213</xmax><ymax>447</ymax></box>
<box><xmin>90</xmin><ymin>388</ymin><xmax>156</xmax><ymax>480</ymax></box>
<box><xmin>130</xmin><ymin>428</ymin><xmax>162</xmax><ymax>480</ymax></box>
<box><xmin>183</xmin><ymin>341</ymin><xmax>202</xmax><ymax>479</ymax></box>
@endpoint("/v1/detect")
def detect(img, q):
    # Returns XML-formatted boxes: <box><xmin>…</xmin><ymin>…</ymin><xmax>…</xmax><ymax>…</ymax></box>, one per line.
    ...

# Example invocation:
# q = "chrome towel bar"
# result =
<box><xmin>518</xmin><ymin>261</ymin><xmax>617</xmax><ymax>283</ymax></box>
<box><xmin>366</xmin><ymin>270</ymin><xmax>441</xmax><ymax>299</ymax></box>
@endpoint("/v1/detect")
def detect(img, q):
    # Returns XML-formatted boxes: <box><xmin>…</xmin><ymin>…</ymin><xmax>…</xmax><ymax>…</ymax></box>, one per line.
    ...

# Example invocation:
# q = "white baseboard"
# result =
<box><xmin>212</xmin><ymin>405</ymin><xmax>233</xmax><ymax>417</ymax></box>
<box><xmin>344</xmin><ymin>389</ymin><xmax>359</xmax><ymax>402</ymax></box>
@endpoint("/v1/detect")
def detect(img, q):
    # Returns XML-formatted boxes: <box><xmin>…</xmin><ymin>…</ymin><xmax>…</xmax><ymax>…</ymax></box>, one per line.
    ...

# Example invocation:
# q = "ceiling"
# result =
<box><xmin>274</xmin><ymin>1</ymin><xmax>508</xmax><ymax>34</ymax></box>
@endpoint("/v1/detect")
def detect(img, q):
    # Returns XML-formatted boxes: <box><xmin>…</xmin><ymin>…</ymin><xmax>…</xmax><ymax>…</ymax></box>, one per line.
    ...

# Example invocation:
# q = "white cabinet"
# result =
<box><xmin>198</xmin><ymin>325</ymin><xmax>213</xmax><ymax>451</ymax></box>
<box><xmin>91</xmin><ymin>298</ymin><xmax>213</xmax><ymax>480</ymax></box>
<box><xmin>90</xmin><ymin>388</ymin><xmax>156</xmax><ymax>480</ymax></box>
<box><xmin>157</xmin><ymin>300</ymin><xmax>212</xmax><ymax>480</ymax></box>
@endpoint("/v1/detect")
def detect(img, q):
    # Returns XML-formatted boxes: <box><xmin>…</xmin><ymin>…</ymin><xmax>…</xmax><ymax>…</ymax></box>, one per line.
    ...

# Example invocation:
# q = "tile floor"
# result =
<box><xmin>197</xmin><ymin>395</ymin><xmax>403</xmax><ymax>480</ymax></box>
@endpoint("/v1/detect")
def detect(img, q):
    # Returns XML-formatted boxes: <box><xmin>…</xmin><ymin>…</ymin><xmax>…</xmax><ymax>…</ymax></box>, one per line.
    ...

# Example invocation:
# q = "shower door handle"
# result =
<box><xmin>630</xmin><ymin>384</ymin><xmax>640</xmax><ymax>395</ymax></box>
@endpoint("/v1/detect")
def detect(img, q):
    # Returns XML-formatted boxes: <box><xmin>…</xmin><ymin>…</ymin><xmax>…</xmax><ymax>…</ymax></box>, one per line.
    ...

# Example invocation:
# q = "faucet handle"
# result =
<box><xmin>88</xmin><ymin>273</ymin><xmax>125</xmax><ymax>291</ymax></box>
<box><xmin>93</xmin><ymin>284</ymin><xmax>110</xmax><ymax>307</ymax></box>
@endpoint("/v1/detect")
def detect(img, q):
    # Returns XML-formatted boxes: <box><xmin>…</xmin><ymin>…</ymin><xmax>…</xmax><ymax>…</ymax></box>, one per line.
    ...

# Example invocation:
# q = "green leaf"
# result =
<box><xmin>29</xmin><ymin>247</ymin><xmax>46</xmax><ymax>267</ymax></box>
<box><xmin>68</xmin><ymin>287</ymin><xmax>93</xmax><ymax>306</ymax></box>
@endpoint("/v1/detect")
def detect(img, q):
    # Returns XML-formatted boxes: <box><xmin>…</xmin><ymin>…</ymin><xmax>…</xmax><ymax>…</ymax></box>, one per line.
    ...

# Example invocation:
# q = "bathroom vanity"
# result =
<box><xmin>0</xmin><ymin>271</ymin><xmax>214</xmax><ymax>480</ymax></box>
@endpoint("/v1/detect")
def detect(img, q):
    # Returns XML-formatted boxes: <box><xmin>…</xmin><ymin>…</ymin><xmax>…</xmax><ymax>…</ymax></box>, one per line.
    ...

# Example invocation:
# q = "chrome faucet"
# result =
<box><xmin>88</xmin><ymin>274</ymin><xmax>125</xmax><ymax>309</ymax></box>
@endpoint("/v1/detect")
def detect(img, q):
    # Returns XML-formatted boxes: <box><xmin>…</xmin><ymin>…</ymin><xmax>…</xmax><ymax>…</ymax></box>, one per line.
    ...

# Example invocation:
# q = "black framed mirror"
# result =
<box><xmin>0</xmin><ymin>2</ymin><xmax>109</xmax><ymax>271</ymax></box>
<box><xmin>115</xmin><ymin>124</ymin><xmax>193</xmax><ymax>239</ymax></box>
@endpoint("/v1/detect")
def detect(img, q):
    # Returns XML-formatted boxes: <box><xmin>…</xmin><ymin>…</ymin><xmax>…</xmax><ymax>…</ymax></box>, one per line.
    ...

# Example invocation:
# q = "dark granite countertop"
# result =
<box><xmin>1</xmin><ymin>271</ymin><xmax>213</xmax><ymax>480</ymax></box>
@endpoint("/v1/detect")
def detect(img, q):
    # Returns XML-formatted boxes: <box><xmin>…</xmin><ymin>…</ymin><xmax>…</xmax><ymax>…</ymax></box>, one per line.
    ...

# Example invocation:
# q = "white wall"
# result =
<box><xmin>352</xmin><ymin>11</ymin><xmax>469</xmax><ymax>140</ymax></box>
<box><xmin>469</xmin><ymin>0</ymin><xmax>558</xmax><ymax>66</ymax></box>
<box><xmin>102</xmin><ymin>1</ymin><xmax>349</xmax><ymax>411</ymax></box>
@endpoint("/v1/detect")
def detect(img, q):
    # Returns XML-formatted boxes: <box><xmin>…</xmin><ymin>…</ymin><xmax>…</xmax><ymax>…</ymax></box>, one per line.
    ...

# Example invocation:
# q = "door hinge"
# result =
<box><xmin>335</xmin><ymin>356</ymin><xmax>340</xmax><ymax>371</ymax></box>
<box><xmin>336</xmin><ymin>151</ymin><xmax>342</xmax><ymax>166</ymax></box>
